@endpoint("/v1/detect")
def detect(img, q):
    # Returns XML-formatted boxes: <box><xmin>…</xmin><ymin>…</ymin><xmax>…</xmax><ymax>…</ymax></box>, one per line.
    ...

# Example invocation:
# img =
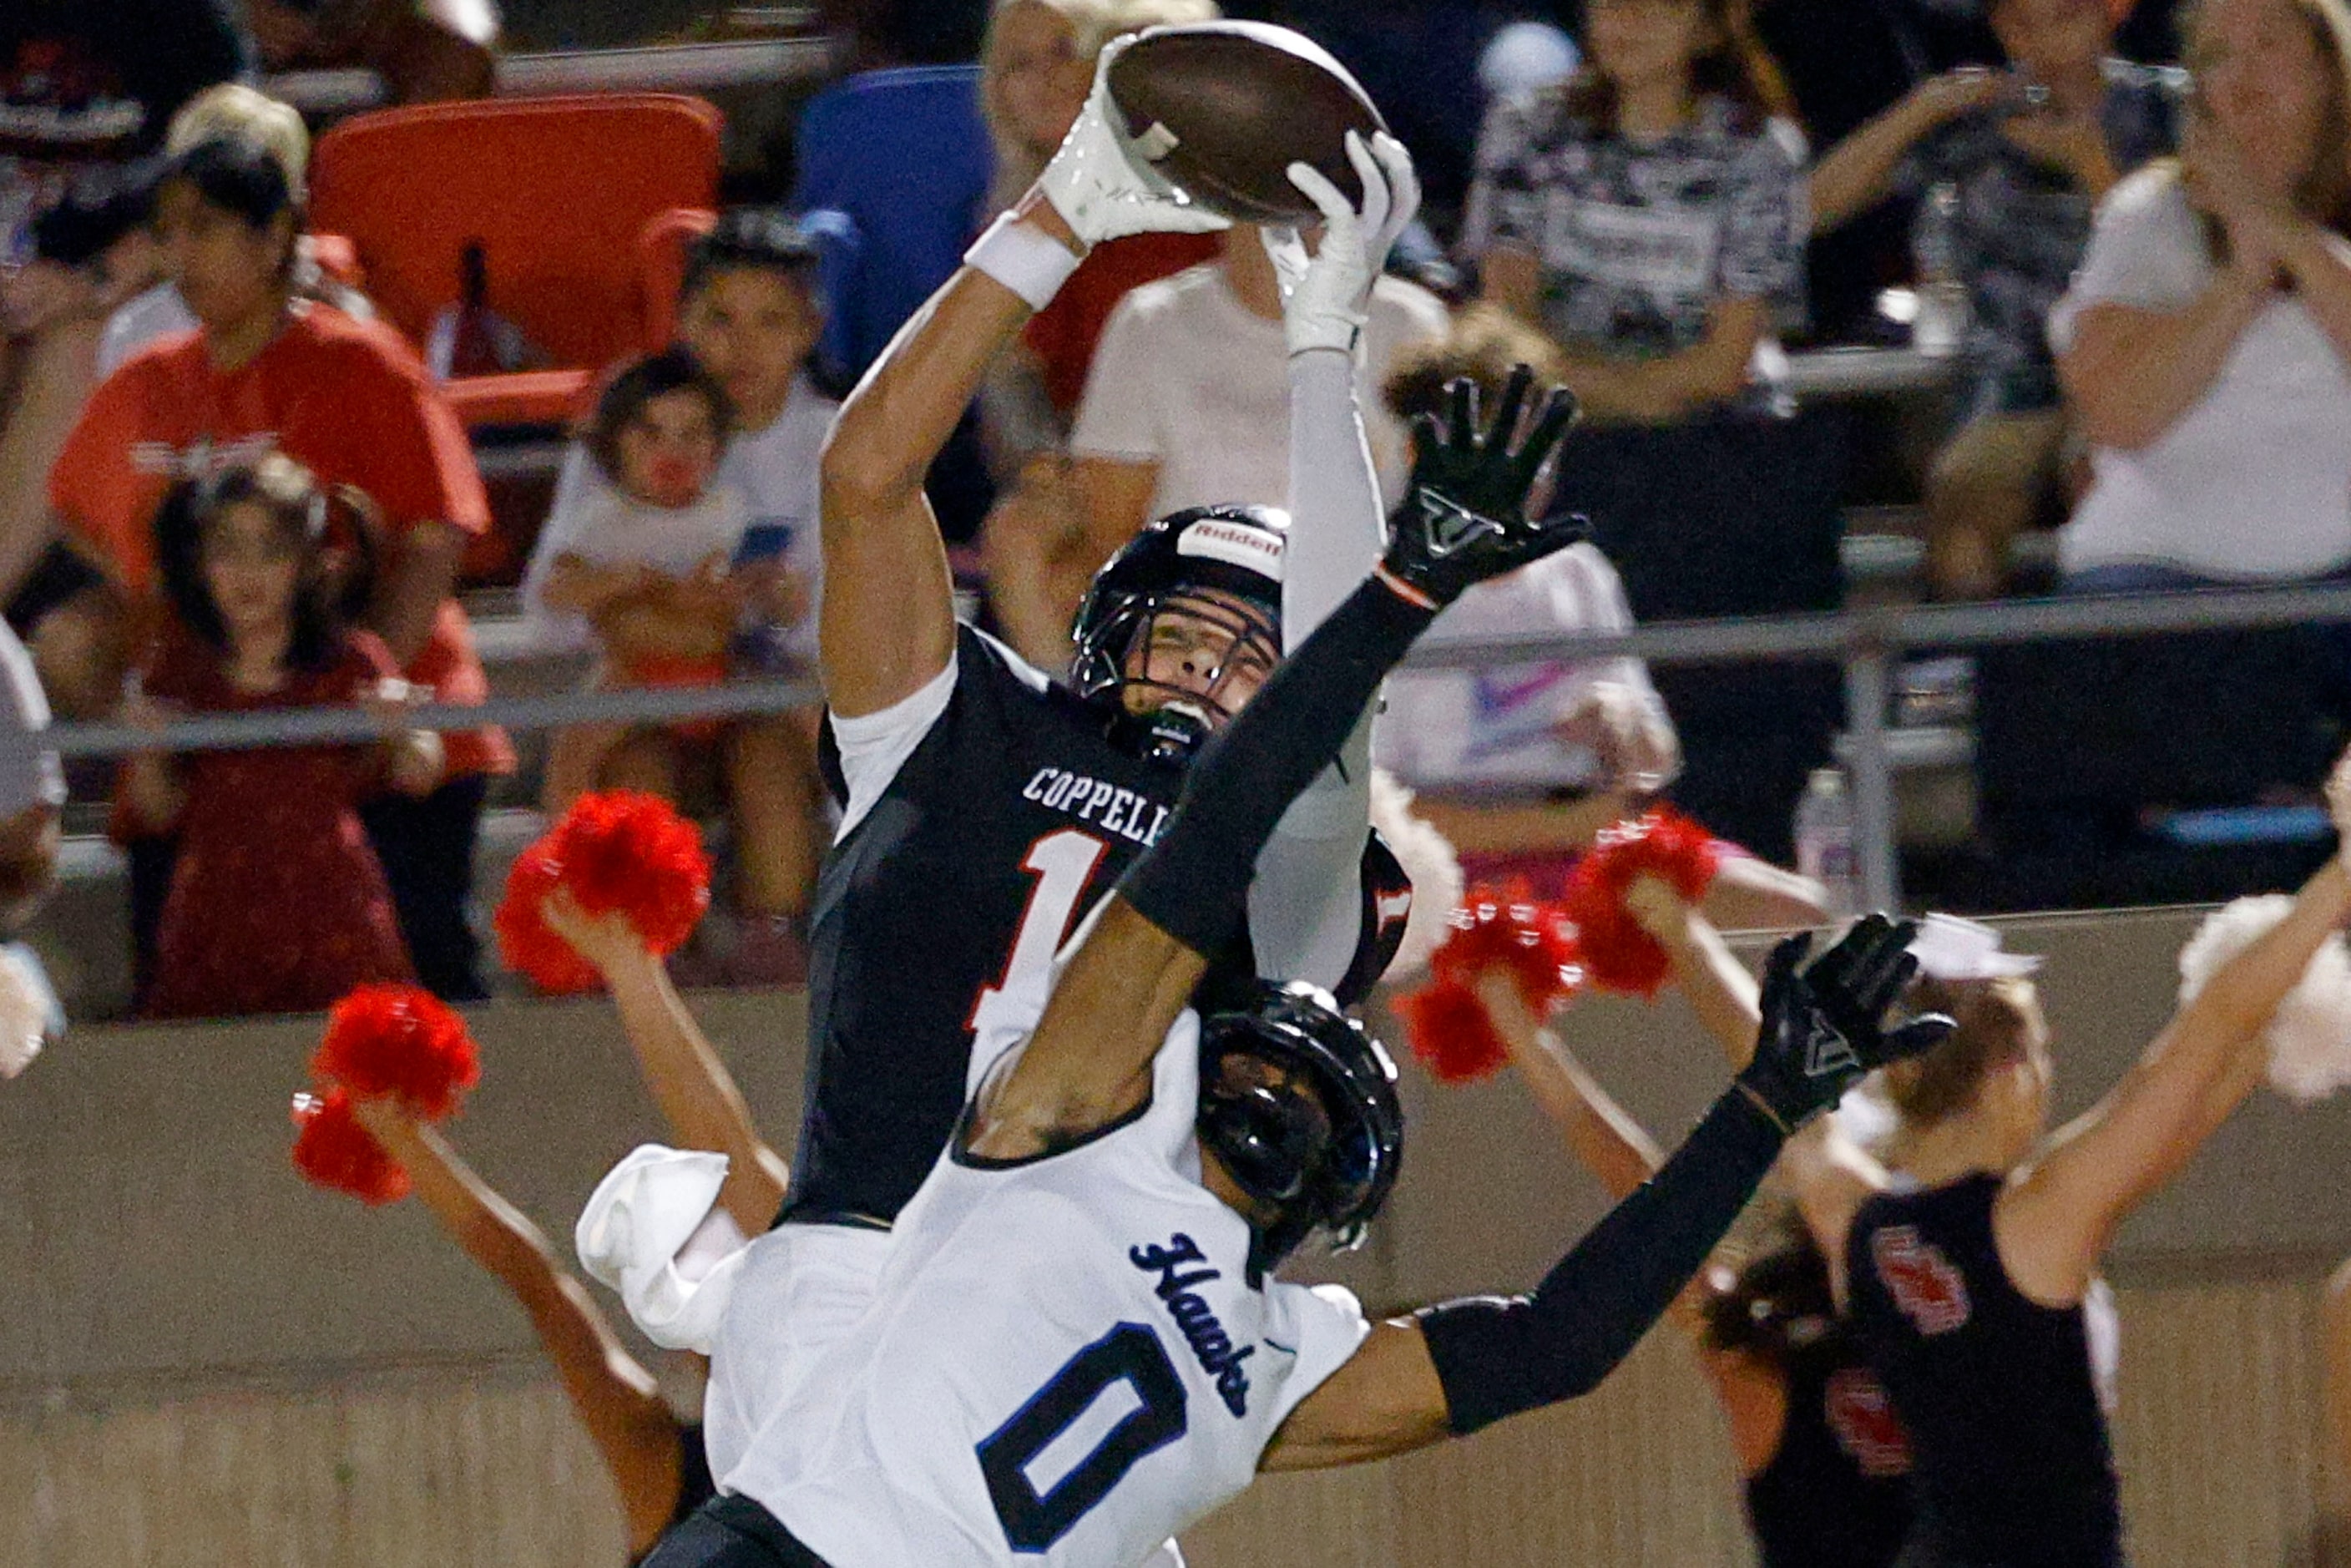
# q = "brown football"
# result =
<box><xmin>1105</xmin><ymin>22</ymin><xmax>1388</xmax><ymax>225</ymax></box>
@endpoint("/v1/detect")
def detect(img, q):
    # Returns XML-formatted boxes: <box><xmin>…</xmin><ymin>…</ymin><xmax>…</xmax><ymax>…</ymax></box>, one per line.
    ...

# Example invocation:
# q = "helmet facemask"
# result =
<box><xmin>1092</xmin><ymin>589</ymin><xmax>1279</xmax><ymax>766</ymax></box>
<box><xmin>1196</xmin><ymin>1016</ymin><xmax>1397</xmax><ymax>1285</ymax></box>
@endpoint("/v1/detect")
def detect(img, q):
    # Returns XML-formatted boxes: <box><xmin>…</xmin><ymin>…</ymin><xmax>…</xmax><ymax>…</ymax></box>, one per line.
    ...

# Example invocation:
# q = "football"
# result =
<box><xmin>1105</xmin><ymin>22</ymin><xmax>1388</xmax><ymax>225</ymax></box>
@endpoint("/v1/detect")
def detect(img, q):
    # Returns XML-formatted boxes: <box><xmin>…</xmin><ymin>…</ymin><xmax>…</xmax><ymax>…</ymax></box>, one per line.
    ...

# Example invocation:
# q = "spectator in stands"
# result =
<box><xmin>528</xmin><ymin>351</ymin><xmax>820</xmax><ymax>985</ymax></box>
<box><xmin>0</xmin><ymin>3</ymin><xmax>249</xmax><ymax>662</ymax></box>
<box><xmin>245</xmin><ymin>0</ymin><xmax>499</xmax><ymax>104</ymax></box>
<box><xmin>533</xmin><ymin>352</ymin><xmax>748</xmax><ymax>808</ymax></box>
<box><xmin>972</xmin><ymin>0</ymin><xmax>1228</xmax><ymax>672</ymax></box>
<box><xmin>48</xmin><ymin>130</ymin><xmax>511</xmax><ymax>1003</ymax></box>
<box><xmin>96</xmin><ymin>85</ymin><xmax>369</xmax><ymax>382</ymax></box>
<box><xmin>123</xmin><ymin>456</ymin><xmax>435</xmax><ymax>1019</ymax></box>
<box><xmin>0</xmin><ymin>615</ymin><xmax>63</xmax><ymax>1075</ymax></box>
<box><xmin>977</xmin><ymin>0</ymin><xmax>1224</xmax><ymax>457</ymax></box>
<box><xmin>1810</xmin><ymin>0</ymin><xmax>2182</xmax><ymax>599</ymax></box>
<box><xmin>0</xmin><ymin>621</ymin><xmax>63</xmax><ymax>940</ymax></box>
<box><xmin>991</xmin><ymin>223</ymin><xmax>1446</xmax><ymax>669</ymax></box>
<box><xmin>526</xmin><ymin>214</ymin><xmax>837</xmax><ymax>985</ymax></box>
<box><xmin>1460</xmin><ymin>0</ymin><xmax>1838</xmax><ymax>862</ymax></box>
<box><xmin>1373</xmin><ymin>310</ymin><xmax>1828</xmax><ymax>931</ymax></box>
<box><xmin>2050</xmin><ymin>0</ymin><xmax>2351</xmax><ymax>593</ymax></box>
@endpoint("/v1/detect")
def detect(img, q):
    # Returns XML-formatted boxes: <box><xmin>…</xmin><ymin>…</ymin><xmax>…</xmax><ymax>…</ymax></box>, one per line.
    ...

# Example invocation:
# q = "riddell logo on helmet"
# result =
<box><xmin>1176</xmin><ymin>521</ymin><xmax>1285</xmax><ymax>579</ymax></box>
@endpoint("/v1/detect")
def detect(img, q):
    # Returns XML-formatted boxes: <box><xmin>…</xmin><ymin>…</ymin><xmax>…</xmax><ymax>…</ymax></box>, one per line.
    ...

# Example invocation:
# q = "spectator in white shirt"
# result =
<box><xmin>1373</xmin><ymin>315</ymin><xmax>1828</xmax><ymax>931</ymax></box>
<box><xmin>2052</xmin><ymin>0</ymin><xmax>2351</xmax><ymax>592</ymax></box>
<box><xmin>982</xmin><ymin>225</ymin><xmax>1448</xmax><ymax>670</ymax></box>
<box><xmin>522</xmin><ymin>212</ymin><xmax>839</xmax><ymax>985</ymax></box>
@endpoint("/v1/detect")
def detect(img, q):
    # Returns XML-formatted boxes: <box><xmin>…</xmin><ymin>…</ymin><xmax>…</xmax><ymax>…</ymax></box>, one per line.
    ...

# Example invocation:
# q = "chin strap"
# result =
<box><xmin>1107</xmin><ymin>702</ymin><xmax>1212</xmax><ymax>767</ymax></box>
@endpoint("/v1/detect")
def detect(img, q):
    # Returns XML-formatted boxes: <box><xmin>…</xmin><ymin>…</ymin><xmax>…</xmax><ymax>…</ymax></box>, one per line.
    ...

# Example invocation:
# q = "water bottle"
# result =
<box><xmin>1911</xmin><ymin>182</ymin><xmax>1971</xmax><ymax>358</ymax></box>
<box><xmin>1794</xmin><ymin>767</ymin><xmax>1863</xmax><ymax>919</ymax></box>
<box><xmin>425</xmin><ymin>240</ymin><xmax>538</xmax><ymax>380</ymax></box>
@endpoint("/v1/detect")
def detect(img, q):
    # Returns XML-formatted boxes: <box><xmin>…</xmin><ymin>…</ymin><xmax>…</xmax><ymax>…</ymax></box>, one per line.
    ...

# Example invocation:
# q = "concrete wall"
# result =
<box><xmin>3</xmin><ymin>906</ymin><xmax>2348</xmax><ymax>1562</ymax></box>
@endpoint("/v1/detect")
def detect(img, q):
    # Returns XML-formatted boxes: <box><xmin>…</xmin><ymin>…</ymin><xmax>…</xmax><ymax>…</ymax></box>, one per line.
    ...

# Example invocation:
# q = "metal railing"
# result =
<box><xmin>264</xmin><ymin>37</ymin><xmax>835</xmax><ymax>116</ymax></box>
<box><xmin>23</xmin><ymin>579</ymin><xmax>2351</xmax><ymax>913</ymax></box>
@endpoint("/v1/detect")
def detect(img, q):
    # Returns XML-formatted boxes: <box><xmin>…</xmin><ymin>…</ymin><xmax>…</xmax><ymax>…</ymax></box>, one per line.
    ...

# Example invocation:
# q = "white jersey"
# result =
<box><xmin>720</xmin><ymin>1014</ymin><xmax>1371</xmax><ymax>1566</ymax></box>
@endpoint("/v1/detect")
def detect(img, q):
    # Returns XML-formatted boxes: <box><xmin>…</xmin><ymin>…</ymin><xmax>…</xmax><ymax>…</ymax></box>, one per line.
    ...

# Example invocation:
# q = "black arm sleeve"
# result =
<box><xmin>1117</xmin><ymin>577</ymin><xmax>1433</xmax><ymax>959</ymax></box>
<box><xmin>1415</xmin><ymin>1086</ymin><xmax>1787</xmax><ymax>1436</ymax></box>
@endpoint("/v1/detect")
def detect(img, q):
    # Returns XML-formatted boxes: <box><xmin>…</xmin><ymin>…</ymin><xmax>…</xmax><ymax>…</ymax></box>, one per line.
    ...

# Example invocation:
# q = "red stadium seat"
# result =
<box><xmin>636</xmin><ymin>205</ymin><xmax>720</xmax><ymax>357</ymax></box>
<box><xmin>308</xmin><ymin>94</ymin><xmax>723</xmax><ymax>430</ymax></box>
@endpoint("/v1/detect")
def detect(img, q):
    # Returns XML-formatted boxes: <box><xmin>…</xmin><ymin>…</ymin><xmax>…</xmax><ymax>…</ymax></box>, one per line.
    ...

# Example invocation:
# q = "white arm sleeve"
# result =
<box><xmin>1245</xmin><ymin>346</ymin><xmax>1388</xmax><ymax>989</ymax></box>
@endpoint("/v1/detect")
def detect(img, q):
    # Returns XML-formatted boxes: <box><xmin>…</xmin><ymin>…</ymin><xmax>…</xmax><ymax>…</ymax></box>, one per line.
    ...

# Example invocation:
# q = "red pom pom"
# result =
<box><xmin>550</xmin><ymin>792</ymin><xmax>710</xmax><ymax>953</ymax></box>
<box><xmin>495</xmin><ymin>793</ymin><xmax>712</xmax><ymax>992</ymax></box>
<box><xmin>1560</xmin><ymin>807</ymin><xmax>1726</xmax><ymax>999</ymax></box>
<box><xmin>1428</xmin><ymin>886</ymin><xmax>1584</xmax><ymax>1008</ymax></box>
<box><xmin>313</xmin><ymin>983</ymin><xmax>480</xmax><ymax>1120</ymax></box>
<box><xmin>496</xmin><ymin>846</ymin><xmax>602</xmax><ymax>994</ymax></box>
<box><xmin>1394</xmin><ymin>886</ymin><xmax>1584</xmax><ymax>1088</ymax></box>
<box><xmin>1394</xmin><ymin>975</ymin><xmax>1514</xmax><ymax>1085</ymax></box>
<box><xmin>291</xmin><ymin>1087</ymin><xmax>410</xmax><ymax>1205</ymax></box>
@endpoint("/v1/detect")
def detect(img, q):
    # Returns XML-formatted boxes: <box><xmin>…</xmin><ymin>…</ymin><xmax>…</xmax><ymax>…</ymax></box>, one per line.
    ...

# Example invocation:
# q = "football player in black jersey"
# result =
<box><xmin>1469</xmin><ymin>878</ymin><xmax>1912</xmax><ymax>1568</ymax></box>
<box><xmin>638</xmin><ymin>348</ymin><xmax>1957</xmax><ymax>1568</ymax></box>
<box><xmin>693</xmin><ymin>55</ymin><xmax>1426</xmax><ymax>1489</ymax></box>
<box><xmin>1784</xmin><ymin>835</ymin><xmax>2351</xmax><ymax>1567</ymax></box>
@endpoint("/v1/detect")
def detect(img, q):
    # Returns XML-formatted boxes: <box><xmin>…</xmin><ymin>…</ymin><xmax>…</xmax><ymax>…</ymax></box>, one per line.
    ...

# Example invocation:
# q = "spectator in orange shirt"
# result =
<box><xmin>48</xmin><ymin>130</ymin><xmax>512</xmax><ymax>1003</ymax></box>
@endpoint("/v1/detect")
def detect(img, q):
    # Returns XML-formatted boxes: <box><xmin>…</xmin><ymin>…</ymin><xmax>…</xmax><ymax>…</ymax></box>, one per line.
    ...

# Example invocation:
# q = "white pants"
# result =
<box><xmin>701</xmin><ymin>1222</ymin><xmax>1186</xmax><ymax>1568</ymax></box>
<box><xmin>702</xmin><ymin>1222</ymin><xmax>894</xmax><ymax>1484</ymax></box>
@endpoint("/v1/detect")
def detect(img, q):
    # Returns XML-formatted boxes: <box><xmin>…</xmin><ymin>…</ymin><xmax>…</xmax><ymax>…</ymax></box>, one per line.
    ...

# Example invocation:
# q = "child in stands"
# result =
<box><xmin>530</xmin><ymin>348</ymin><xmax>813</xmax><ymax>983</ymax></box>
<box><xmin>124</xmin><ymin>454</ymin><xmax>436</xmax><ymax>1018</ymax></box>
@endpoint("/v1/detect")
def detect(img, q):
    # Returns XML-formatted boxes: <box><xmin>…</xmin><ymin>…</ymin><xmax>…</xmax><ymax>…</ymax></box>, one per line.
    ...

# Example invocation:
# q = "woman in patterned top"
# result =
<box><xmin>1460</xmin><ymin>0</ymin><xmax>1834</xmax><ymax>862</ymax></box>
<box><xmin>1812</xmin><ymin>0</ymin><xmax>2182</xmax><ymax>599</ymax></box>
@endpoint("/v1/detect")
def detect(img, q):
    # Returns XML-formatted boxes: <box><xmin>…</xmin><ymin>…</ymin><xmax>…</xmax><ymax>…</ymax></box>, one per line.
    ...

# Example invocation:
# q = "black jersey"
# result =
<box><xmin>789</xmin><ymin>626</ymin><xmax>1406</xmax><ymax>1229</ymax></box>
<box><xmin>1846</xmin><ymin>1174</ymin><xmax>2122</xmax><ymax>1568</ymax></box>
<box><xmin>1743</xmin><ymin>1330</ymin><xmax>1914</xmax><ymax>1568</ymax></box>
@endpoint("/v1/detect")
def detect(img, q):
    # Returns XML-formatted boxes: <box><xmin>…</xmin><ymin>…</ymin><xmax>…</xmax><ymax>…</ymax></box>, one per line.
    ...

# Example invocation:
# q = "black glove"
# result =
<box><xmin>1381</xmin><ymin>364</ymin><xmax>1585</xmax><ymax>608</ymax></box>
<box><xmin>1737</xmin><ymin>915</ymin><xmax>1954</xmax><ymax>1131</ymax></box>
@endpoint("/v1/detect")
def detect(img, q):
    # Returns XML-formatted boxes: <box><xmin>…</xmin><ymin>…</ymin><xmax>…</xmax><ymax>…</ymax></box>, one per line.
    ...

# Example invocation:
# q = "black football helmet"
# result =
<box><xmin>1196</xmin><ymin>979</ymin><xmax>1403</xmax><ymax>1283</ymax></box>
<box><xmin>1069</xmin><ymin>505</ymin><xmax>1287</xmax><ymax>765</ymax></box>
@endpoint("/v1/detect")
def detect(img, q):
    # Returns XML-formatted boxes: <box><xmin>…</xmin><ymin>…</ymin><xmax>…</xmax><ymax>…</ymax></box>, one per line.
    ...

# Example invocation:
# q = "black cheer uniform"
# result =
<box><xmin>1743</xmin><ymin>1329</ymin><xmax>1915</xmax><ymax>1568</ymax></box>
<box><xmin>787</xmin><ymin>625</ymin><xmax>1405</xmax><ymax>1229</ymax></box>
<box><xmin>1847</xmin><ymin>1174</ymin><xmax>2122</xmax><ymax>1568</ymax></box>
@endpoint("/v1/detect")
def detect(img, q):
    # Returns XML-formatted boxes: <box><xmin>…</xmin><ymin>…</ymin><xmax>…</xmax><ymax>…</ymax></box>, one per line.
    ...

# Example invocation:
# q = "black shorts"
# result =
<box><xmin>639</xmin><ymin>1495</ymin><xmax>833</xmax><ymax>1568</ymax></box>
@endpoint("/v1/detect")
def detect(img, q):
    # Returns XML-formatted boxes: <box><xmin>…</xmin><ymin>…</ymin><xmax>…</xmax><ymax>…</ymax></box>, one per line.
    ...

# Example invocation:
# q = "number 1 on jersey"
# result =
<box><xmin>969</xmin><ymin>828</ymin><xmax>1110</xmax><ymax>1039</ymax></box>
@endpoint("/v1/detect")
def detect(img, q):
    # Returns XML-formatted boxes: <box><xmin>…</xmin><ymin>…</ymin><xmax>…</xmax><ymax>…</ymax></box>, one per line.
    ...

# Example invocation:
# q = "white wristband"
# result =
<box><xmin>965</xmin><ymin>212</ymin><xmax>1084</xmax><ymax>311</ymax></box>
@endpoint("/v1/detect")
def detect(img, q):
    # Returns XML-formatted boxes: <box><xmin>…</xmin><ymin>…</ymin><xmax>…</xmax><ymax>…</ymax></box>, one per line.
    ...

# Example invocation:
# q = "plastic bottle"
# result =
<box><xmin>1911</xmin><ymin>182</ymin><xmax>1971</xmax><ymax>358</ymax></box>
<box><xmin>425</xmin><ymin>240</ymin><xmax>536</xmax><ymax>380</ymax></box>
<box><xmin>1794</xmin><ymin>767</ymin><xmax>1863</xmax><ymax>918</ymax></box>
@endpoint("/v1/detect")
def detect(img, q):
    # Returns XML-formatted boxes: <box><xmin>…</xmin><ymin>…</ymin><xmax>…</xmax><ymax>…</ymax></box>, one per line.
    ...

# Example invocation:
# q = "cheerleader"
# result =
<box><xmin>334</xmin><ymin>888</ymin><xmax>786</xmax><ymax>1562</ymax></box>
<box><xmin>1790</xmin><ymin>852</ymin><xmax>2351</xmax><ymax>1567</ymax></box>
<box><xmin>1472</xmin><ymin>877</ymin><xmax>1910</xmax><ymax>1566</ymax></box>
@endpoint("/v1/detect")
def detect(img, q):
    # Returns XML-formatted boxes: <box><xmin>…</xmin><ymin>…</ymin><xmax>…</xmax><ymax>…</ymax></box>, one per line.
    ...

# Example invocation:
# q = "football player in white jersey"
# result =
<box><xmin>639</xmin><ymin>367</ymin><xmax>1955</xmax><ymax>1566</ymax></box>
<box><xmin>588</xmin><ymin>53</ymin><xmax>1420</xmax><ymax>1567</ymax></box>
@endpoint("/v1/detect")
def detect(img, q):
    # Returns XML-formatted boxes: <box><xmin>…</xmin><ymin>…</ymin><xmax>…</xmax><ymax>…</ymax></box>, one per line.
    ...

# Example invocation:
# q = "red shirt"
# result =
<box><xmin>1022</xmin><ymin>232</ymin><xmax>1222</xmax><ymax>417</ymax></box>
<box><xmin>52</xmin><ymin>303</ymin><xmax>513</xmax><ymax>776</ymax></box>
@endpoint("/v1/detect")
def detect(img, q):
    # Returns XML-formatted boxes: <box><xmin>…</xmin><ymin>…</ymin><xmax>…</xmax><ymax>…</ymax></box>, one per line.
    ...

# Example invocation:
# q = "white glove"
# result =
<box><xmin>1038</xmin><ymin>36</ymin><xmax>1231</xmax><ymax>246</ymax></box>
<box><xmin>1265</xmin><ymin>130</ymin><xmax>1422</xmax><ymax>358</ymax></box>
<box><xmin>575</xmin><ymin>1144</ymin><xmax>747</xmax><ymax>1353</ymax></box>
